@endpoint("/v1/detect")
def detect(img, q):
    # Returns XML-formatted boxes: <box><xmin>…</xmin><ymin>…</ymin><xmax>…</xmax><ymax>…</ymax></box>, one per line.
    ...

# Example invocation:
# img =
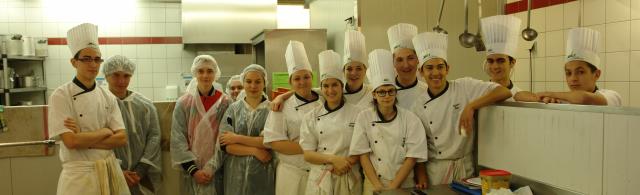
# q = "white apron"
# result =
<box><xmin>57</xmin><ymin>154</ymin><xmax>130</xmax><ymax>195</ymax></box>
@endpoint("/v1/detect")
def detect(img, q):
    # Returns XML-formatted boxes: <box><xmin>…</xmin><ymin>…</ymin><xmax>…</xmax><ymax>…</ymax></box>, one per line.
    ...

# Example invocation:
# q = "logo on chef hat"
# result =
<box><xmin>567</xmin><ymin>51</ymin><xmax>579</xmax><ymax>60</ymax></box>
<box><xmin>383</xmin><ymin>78</ymin><xmax>390</xmax><ymax>82</ymax></box>
<box><xmin>423</xmin><ymin>53</ymin><xmax>431</xmax><ymax>59</ymax></box>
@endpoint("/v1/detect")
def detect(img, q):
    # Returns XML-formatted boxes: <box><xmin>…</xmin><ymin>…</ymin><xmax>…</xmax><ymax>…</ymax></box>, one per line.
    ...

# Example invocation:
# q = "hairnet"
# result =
<box><xmin>102</xmin><ymin>55</ymin><xmax>136</xmax><ymax>76</ymax></box>
<box><xmin>225</xmin><ymin>75</ymin><xmax>242</xmax><ymax>95</ymax></box>
<box><xmin>241</xmin><ymin>64</ymin><xmax>268</xmax><ymax>86</ymax></box>
<box><xmin>190</xmin><ymin>55</ymin><xmax>221</xmax><ymax>82</ymax></box>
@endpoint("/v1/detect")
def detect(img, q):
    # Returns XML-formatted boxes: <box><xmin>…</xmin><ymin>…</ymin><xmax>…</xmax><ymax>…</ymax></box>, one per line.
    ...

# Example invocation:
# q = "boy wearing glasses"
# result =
<box><xmin>47</xmin><ymin>23</ymin><xmax>130</xmax><ymax>195</ymax></box>
<box><xmin>410</xmin><ymin>32</ymin><xmax>511</xmax><ymax>186</ymax></box>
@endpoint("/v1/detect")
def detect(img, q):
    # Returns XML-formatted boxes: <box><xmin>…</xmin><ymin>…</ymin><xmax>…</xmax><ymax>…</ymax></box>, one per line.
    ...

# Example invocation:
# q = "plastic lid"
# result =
<box><xmin>480</xmin><ymin>169</ymin><xmax>511</xmax><ymax>176</ymax></box>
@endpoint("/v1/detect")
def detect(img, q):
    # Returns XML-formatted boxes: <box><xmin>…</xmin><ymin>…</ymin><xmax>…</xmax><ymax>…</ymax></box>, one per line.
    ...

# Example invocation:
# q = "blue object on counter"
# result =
<box><xmin>450</xmin><ymin>182</ymin><xmax>482</xmax><ymax>195</ymax></box>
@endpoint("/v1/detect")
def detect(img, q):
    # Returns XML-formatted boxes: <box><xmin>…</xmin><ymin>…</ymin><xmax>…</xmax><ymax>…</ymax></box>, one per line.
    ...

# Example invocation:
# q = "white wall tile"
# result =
<box><xmin>165</xmin><ymin>23</ymin><xmax>181</xmax><ymax>36</ymax></box>
<box><xmin>514</xmin><ymin>81</ymin><xmax>531</xmax><ymax>92</ymax></box>
<box><xmin>152</xmin><ymin>73</ymin><xmax>168</xmax><ymax>87</ymax></box>
<box><xmin>631</xmin><ymin>20</ymin><xmax>640</xmax><ymax>50</ymax></box>
<box><xmin>633</xmin><ymin>0</ymin><xmax>640</xmax><ymax>19</ymax></box>
<box><xmin>121</xmin><ymin>45</ymin><xmax>137</xmax><ymax>59</ymax></box>
<box><xmin>135</xmin><ymin>22</ymin><xmax>150</xmax><ymax>37</ymax></box>
<box><xmin>606</xmin><ymin>21</ymin><xmax>631</xmax><ymax>52</ymax></box>
<box><xmin>546</xmin><ymin>4</ymin><xmax>564</xmax><ymax>31</ymax></box>
<box><xmin>42</xmin><ymin>23</ymin><xmax>58</xmax><ymax>37</ymax></box>
<box><xmin>531</xmin><ymin>7</ymin><xmax>546</xmax><ymax>33</ymax></box>
<box><xmin>165</xmin><ymin>8</ymin><xmax>181</xmax><ymax>23</ymax></box>
<box><xmin>605</xmin><ymin>82</ymin><xmax>630</xmax><ymax>106</ymax></box>
<box><xmin>8</xmin><ymin>22</ymin><xmax>25</xmax><ymax>34</ymax></box>
<box><xmin>154</xmin><ymin>87</ymin><xmax>166</xmax><ymax>101</ymax></box>
<box><xmin>514</xmin><ymin>58</ymin><xmax>531</xmax><ymax>82</ymax></box>
<box><xmin>534</xmin><ymin>58</ymin><xmax>546</xmax><ymax>81</ymax></box>
<box><xmin>120</xmin><ymin>22</ymin><xmax>136</xmax><ymax>37</ymax></box>
<box><xmin>630</xmin><ymin>82</ymin><xmax>640</xmax><ymax>107</ymax></box>
<box><xmin>630</xmin><ymin>51</ymin><xmax>640</xmax><ymax>81</ymax></box>
<box><xmin>167</xmin><ymin>58</ymin><xmax>182</xmax><ymax>73</ymax></box>
<box><xmin>136</xmin><ymin>8</ymin><xmax>151</xmax><ymax>22</ymax></box>
<box><xmin>44</xmin><ymin>59</ymin><xmax>60</xmax><ymax>75</ymax></box>
<box><xmin>105</xmin><ymin>45</ymin><xmax>122</xmax><ymax>57</ymax></box>
<box><xmin>25</xmin><ymin>22</ymin><xmax>42</xmax><ymax>37</ymax></box>
<box><xmin>138</xmin><ymin>73</ymin><xmax>153</xmax><ymax>87</ymax></box>
<box><xmin>7</xmin><ymin>7</ymin><xmax>24</xmax><ymax>22</ymax></box>
<box><xmin>150</xmin><ymin>23</ymin><xmax>165</xmax><ymax>36</ymax></box>
<box><xmin>533</xmin><ymin>81</ymin><xmax>546</xmax><ymax>92</ymax></box>
<box><xmin>60</xmin><ymin>60</ymin><xmax>75</xmax><ymax>75</ymax></box>
<box><xmin>606</xmin><ymin>0</ymin><xmax>631</xmax><ymax>23</ymax></box>
<box><xmin>24</xmin><ymin>8</ymin><xmax>42</xmax><ymax>23</ymax></box>
<box><xmin>564</xmin><ymin>1</ymin><xmax>580</xmax><ymax>28</ymax></box>
<box><xmin>546</xmin><ymin>30</ymin><xmax>564</xmax><ymax>57</ymax></box>
<box><xmin>138</xmin><ymin>87</ymin><xmax>154</xmax><ymax>100</ymax></box>
<box><xmin>546</xmin><ymin>82</ymin><xmax>565</xmax><ymax>91</ymax></box>
<box><xmin>605</xmin><ymin>52</ymin><xmax>630</xmax><ymax>82</ymax></box>
<box><xmin>584</xmin><ymin>0</ymin><xmax>606</xmax><ymax>26</ymax></box>
<box><xmin>136</xmin><ymin>45</ymin><xmax>151</xmax><ymax>58</ymax></box>
<box><xmin>45</xmin><ymin>75</ymin><xmax>60</xmax><ymax>89</ymax></box>
<box><xmin>137</xmin><ymin>59</ymin><xmax>153</xmax><ymax>73</ymax></box>
<box><xmin>533</xmin><ymin>33</ymin><xmax>546</xmax><ymax>58</ymax></box>
<box><xmin>546</xmin><ymin>56</ymin><xmax>565</xmax><ymax>82</ymax></box>
<box><xmin>149</xmin><ymin>8</ymin><xmax>166</xmax><ymax>22</ymax></box>
<box><xmin>151</xmin><ymin>45</ymin><xmax>166</xmax><ymax>58</ymax></box>
<box><xmin>152</xmin><ymin>59</ymin><xmax>167</xmax><ymax>73</ymax></box>
<box><xmin>0</xmin><ymin>8</ymin><xmax>8</xmax><ymax>22</ymax></box>
<box><xmin>166</xmin><ymin>44</ymin><xmax>182</xmax><ymax>58</ymax></box>
<box><xmin>0</xmin><ymin>22</ymin><xmax>7</xmax><ymax>34</ymax></box>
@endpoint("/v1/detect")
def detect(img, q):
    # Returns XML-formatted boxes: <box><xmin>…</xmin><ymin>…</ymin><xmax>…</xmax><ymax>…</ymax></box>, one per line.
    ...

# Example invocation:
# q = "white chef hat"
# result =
<box><xmin>566</xmin><ymin>27</ymin><xmax>601</xmax><ymax>69</ymax></box>
<box><xmin>481</xmin><ymin>15</ymin><xmax>521</xmax><ymax>58</ymax></box>
<box><xmin>190</xmin><ymin>55</ymin><xmax>221</xmax><ymax>82</ymax></box>
<box><xmin>285</xmin><ymin>40</ymin><xmax>313</xmax><ymax>77</ymax></box>
<box><xmin>319</xmin><ymin>50</ymin><xmax>345</xmax><ymax>84</ymax></box>
<box><xmin>412</xmin><ymin>32</ymin><xmax>448</xmax><ymax>68</ymax></box>
<box><xmin>387</xmin><ymin>23</ymin><xmax>418</xmax><ymax>52</ymax></box>
<box><xmin>368</xmin><ymin>49</ymin><xmax>397</xmax><ymax>90</ymax></box>
<box><xmin>344</xmin><ymin>30</ymin><xmax>367</xmax><ymax>67</ymax></box>
<box><xmin>67</xmin><ymin>23</ymin><xmax>100</xmax><ymax>56</ymax></box>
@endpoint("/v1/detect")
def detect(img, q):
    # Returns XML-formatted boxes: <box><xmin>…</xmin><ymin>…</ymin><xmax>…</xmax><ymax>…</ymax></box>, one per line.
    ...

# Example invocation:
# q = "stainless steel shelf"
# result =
<box><xmin>1</xmin><ymin>87</ymin><xmax>47</xmax><ymax>93</ymax></box>
<box><xmin>5</xmin><ymin>56</ymin><xmax>45</xmax><ymax>61</ymax></box>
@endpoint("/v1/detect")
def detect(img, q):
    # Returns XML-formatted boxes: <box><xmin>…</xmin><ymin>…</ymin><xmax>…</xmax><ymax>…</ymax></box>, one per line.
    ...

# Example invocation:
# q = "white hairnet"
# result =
<box><xmin>102</xmin><ymin>55</ymin><xmax>136</xmax><ymax>76</ymax></box>
<box><xmin>186</xmin><ymin>55</ymin><xmax>222</xmax><ymax>94</ymax></box>
<box><xmin>225</xmin><ymin>75</ymin><xmax>242</xmax><ymax>95</ymax></box>
<box><xmin>241</xmin><ymin>64</ymin><xmax>268</xmax><ymax>86</ymax></box>
<box><xmin>190</xmin><ymin>55</ymin><xmax>221</xmax><ymax>81</ymax></box>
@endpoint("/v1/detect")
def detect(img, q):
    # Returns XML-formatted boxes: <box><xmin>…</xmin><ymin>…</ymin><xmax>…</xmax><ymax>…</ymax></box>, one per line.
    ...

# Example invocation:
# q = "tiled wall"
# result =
<box><xmin>0</xmin><ymin>0</ymin><xmax>195</xmax><ymax>101</ymax></box>
<box><xmin>507</xmin><ymin>0</ymin><xmax>640</xmax><ymax>107</ymax></box>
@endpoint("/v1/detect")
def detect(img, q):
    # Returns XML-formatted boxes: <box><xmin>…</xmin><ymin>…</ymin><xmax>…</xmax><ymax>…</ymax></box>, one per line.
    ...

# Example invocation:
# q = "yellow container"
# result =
<box><xmin>480</xmin><ymin>169</ymin><xmax>511</xmax><ymax>195</ymax></box>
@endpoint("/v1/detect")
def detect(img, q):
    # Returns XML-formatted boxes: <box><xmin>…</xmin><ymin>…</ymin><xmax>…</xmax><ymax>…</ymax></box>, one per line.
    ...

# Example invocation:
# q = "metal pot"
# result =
<box><xmin>7</xmin><ymin>34</ymin><xmax>23</xmax><ymax>56</ymax></box>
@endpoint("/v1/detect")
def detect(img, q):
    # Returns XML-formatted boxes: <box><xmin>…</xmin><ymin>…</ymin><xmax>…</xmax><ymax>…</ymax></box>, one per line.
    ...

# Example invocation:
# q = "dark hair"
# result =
<box><xmin>419</xmin><ymin>60</ymin><xmax>449</xmax><ymax>71</ymax></box>
<box><xmin>508</xmin><ymin>56</ymin><xmax>515</xmax><ymax>63</ymax></box>
<box><xmin>73</xmin><ymin>51</ymin><xmax>80</xmax><ymax>59</ymax></box>
<box><xmin>585</xmin><ymin>62</ymin><xmax>598</xmax><ymax>72</ymax></box>
<box><xmin>392</xmin><ymin>48</ymin><xmax>417</xmax><ymax>58</ymax></box>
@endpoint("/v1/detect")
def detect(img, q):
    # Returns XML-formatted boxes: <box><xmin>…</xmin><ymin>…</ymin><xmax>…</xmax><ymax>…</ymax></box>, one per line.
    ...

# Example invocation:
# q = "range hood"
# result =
<box><xmin>182</xmin><ymin>0</ymin><xmax>278</xmax><ymax>44</ymax></box>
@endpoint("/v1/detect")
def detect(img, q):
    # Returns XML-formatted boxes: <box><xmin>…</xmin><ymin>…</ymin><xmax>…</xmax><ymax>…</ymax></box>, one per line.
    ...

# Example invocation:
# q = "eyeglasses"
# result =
<box><xmin>76</xmin><ymin>57</ymin><xmax>104</xmax><ymax>64</ymax></box>
<box><xmin>374</xmin><ymin>89</ymin><xmax>397</xmax><ymax>97</ymax></box>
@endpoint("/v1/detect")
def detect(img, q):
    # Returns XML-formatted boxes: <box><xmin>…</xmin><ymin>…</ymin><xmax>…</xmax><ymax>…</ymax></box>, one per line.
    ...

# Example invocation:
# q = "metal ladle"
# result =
<box><xmin>459</xmin><ymin>0</ymin><xmax>476</xmax><ymax>48</ymax></box>
<box><xmin>522</xmin><ymin>0</ymin><xmax>538</xmax><ymax>41</ymax></box>
<box><xmin>432</xmin><ymin>0</ymin><xmax>447</xmax><ymax>34</ymax></box>
<box><xmin>474</xmin><ymin>0</ymin><xmax>486</xmax><ymax>51</ymax></box>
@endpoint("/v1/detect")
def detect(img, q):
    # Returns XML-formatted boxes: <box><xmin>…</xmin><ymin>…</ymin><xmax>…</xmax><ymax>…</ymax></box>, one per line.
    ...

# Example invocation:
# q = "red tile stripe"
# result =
<box><xmin>47</xmin><ymin>37</ymin><xmax>183</xmax><ymax>45</ymax></box>
<box><xmin>505</xmin><ymin>0</ymin><xmax>576</xmax><ymax>15</ymax></box>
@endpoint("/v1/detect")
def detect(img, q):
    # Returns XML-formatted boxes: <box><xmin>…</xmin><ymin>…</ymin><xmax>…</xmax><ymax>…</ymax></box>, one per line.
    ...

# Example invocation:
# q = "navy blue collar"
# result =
<box><xmin>72</xmin><ymin>77</ymin><xmax>96</xmax><ymax>97</ymax></box>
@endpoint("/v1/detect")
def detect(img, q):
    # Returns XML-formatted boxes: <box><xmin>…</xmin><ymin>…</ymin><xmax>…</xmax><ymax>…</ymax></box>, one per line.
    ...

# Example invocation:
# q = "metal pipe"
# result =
<box><xmin>0</xmin><ymin>139</ymin><xmax>56</xmax><ymax>148</ymax></box>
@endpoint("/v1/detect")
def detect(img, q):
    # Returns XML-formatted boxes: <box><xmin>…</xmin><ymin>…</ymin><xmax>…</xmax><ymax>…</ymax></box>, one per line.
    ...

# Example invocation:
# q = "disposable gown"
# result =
<box><xmin>113</xmin><ymin>91</ymin><xmax>162</xmax><ymax>195</ymax></box>
<box><xmin>170</xmin><ymin>86</ymin><xmax>231</xmax><ymax>195</ymax></box>
<box><xmin>218</xmin><ymin>99</ymin><xmax>276</xmax><ymax>195</ymax></box>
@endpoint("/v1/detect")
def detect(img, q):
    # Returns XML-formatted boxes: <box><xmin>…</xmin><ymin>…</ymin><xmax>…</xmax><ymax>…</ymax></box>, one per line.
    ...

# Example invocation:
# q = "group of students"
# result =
<box><xmin>48</xmin><ymin>14</ymin><xmax>622</xmax><ymax>195</ymax></box>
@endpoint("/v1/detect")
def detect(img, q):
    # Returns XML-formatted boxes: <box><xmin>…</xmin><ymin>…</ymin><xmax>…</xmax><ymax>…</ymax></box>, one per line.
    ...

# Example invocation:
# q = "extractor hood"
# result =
<box><xmin>182</xmin><ymin>0</ymin><xmax>278</xmax><ymax>44</ymax></box>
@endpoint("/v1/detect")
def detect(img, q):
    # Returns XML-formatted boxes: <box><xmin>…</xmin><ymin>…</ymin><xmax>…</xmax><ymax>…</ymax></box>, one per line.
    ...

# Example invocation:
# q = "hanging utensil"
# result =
<box><xmin>433</xmin><ymin>0</ymin><xmax>448</xmax><ymax>34</ymax></box>
<box><xmin>522</xmin><ymin>0</ymin><xmax>538</xmax><ymax>41</ymax></box>
<box><xmin>459</xmin><ymin>0</ymin><xmax>476</xmax><ymax>48</ymax></box>
<box><xmin>474</xmin><ymin>0</ymin><xmax>486</xmax><ymax>51</ymax></box>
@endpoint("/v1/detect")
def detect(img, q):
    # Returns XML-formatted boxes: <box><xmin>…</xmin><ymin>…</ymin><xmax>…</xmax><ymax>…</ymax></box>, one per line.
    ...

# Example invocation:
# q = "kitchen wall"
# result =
<box><xmin>506</xmin><ymin>0</ymin><xmax>640</xmax><ymax>107</ymax></box>
<box><xmin>0</xmin><ymin>0</ymin><xmax>192</xmax><ymax>101</ymax></box>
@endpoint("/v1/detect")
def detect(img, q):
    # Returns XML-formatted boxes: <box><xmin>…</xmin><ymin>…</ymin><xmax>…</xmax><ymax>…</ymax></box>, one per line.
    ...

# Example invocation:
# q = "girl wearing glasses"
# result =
<box><xmin>349</xmin><ymin>49</ymin><xmax>429</xmax><ymax>194</ymax></box>
<box><xmin>262</xmin><ymin>41</ymin><xmax>323</xmax><ymax>195</ymax></box>
<box><xmin>410</xmin><ymin>32</ymin><xmax>511</xmax><ymax>186</ymax></box>
<box><xmin>299</xmin><ymin>50</ymin><xmax>363</xmax><ymax>195</ymax></box>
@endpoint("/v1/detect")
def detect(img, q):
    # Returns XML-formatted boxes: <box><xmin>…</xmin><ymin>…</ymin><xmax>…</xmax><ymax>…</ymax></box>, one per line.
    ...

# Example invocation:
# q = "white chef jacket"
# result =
<box><xmin>596</xmin><ymin>88</ymin><xmax>622</xmax><ymax>106</ymax></box>
<box><xmin>410</xmin><ymin>77</ymin><xmax>499</xmax><ymax>160</ymax></box>
<box><xmin>396</xmin><ymin>79</ymin><xmax>428</xmax><ymax>109</ymax></box>
<box><xmin>344</xmin><ymin>84</ymin><xmax>373</xmax><ymax>108</ymax></box>
<box><xmin>349</xmin><ymin>107</ymin><xmax>429</xmax><ymax>189</ymax></box>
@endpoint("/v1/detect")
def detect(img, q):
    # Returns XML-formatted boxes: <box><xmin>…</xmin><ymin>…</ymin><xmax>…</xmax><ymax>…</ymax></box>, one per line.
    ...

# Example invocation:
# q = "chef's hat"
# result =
<box><xmin>412</xmin><ymin>32</ymin><xmax>448</xmax><ymax>68</ymax></box>
<box><xmin>285</xmin><ymin>40</ymin><xmax>313</xmax><ymax>77</ymax></box>
<box><xmin>481</xmin><ymin>15</ymin><xmax>521</xmax><ymax>58</ymax></box>
<box><xmin>319</xmin><ymin>50</ymin><xmax>345</xmax><ymax>84</ymax></box>
<box><xmin>566</xmin><ymin>27</ymin><xmax>601</xmax><ymax>69</ymax></box>
<box><xmin>387</xmin><ymin>23</ymin><xmax>418</xmax><ymax>52</ymax></box>
<box><xmin>67</xmin><ymin>23</ymin><xmax>100</xmax><ymax>56</ymax></box>
<box><xmin>368</xmin><ymin>49</ymin><xmax>397</xmax><ymax>90</ymax></box>
<box><xmin>344</xmin><ymin>30</ymin><xmax>367</xmax><ymax>67</ymax></box>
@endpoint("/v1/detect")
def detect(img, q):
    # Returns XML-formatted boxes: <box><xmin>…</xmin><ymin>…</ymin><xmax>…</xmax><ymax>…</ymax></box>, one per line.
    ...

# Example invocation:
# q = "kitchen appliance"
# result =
<box><xmin>35</xmin><ymin>38</ymin><xmax>48</xmax><ymax>57</ymax></box>
<box><xmin>7</xmin><ymin>34</ymin><xmax>23</xmax><ymax>56</ymax></box>
<box><xmin>22</xmin><ymin>36</ymin><xmax>35</xmax><ymax>56</ymax></box>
